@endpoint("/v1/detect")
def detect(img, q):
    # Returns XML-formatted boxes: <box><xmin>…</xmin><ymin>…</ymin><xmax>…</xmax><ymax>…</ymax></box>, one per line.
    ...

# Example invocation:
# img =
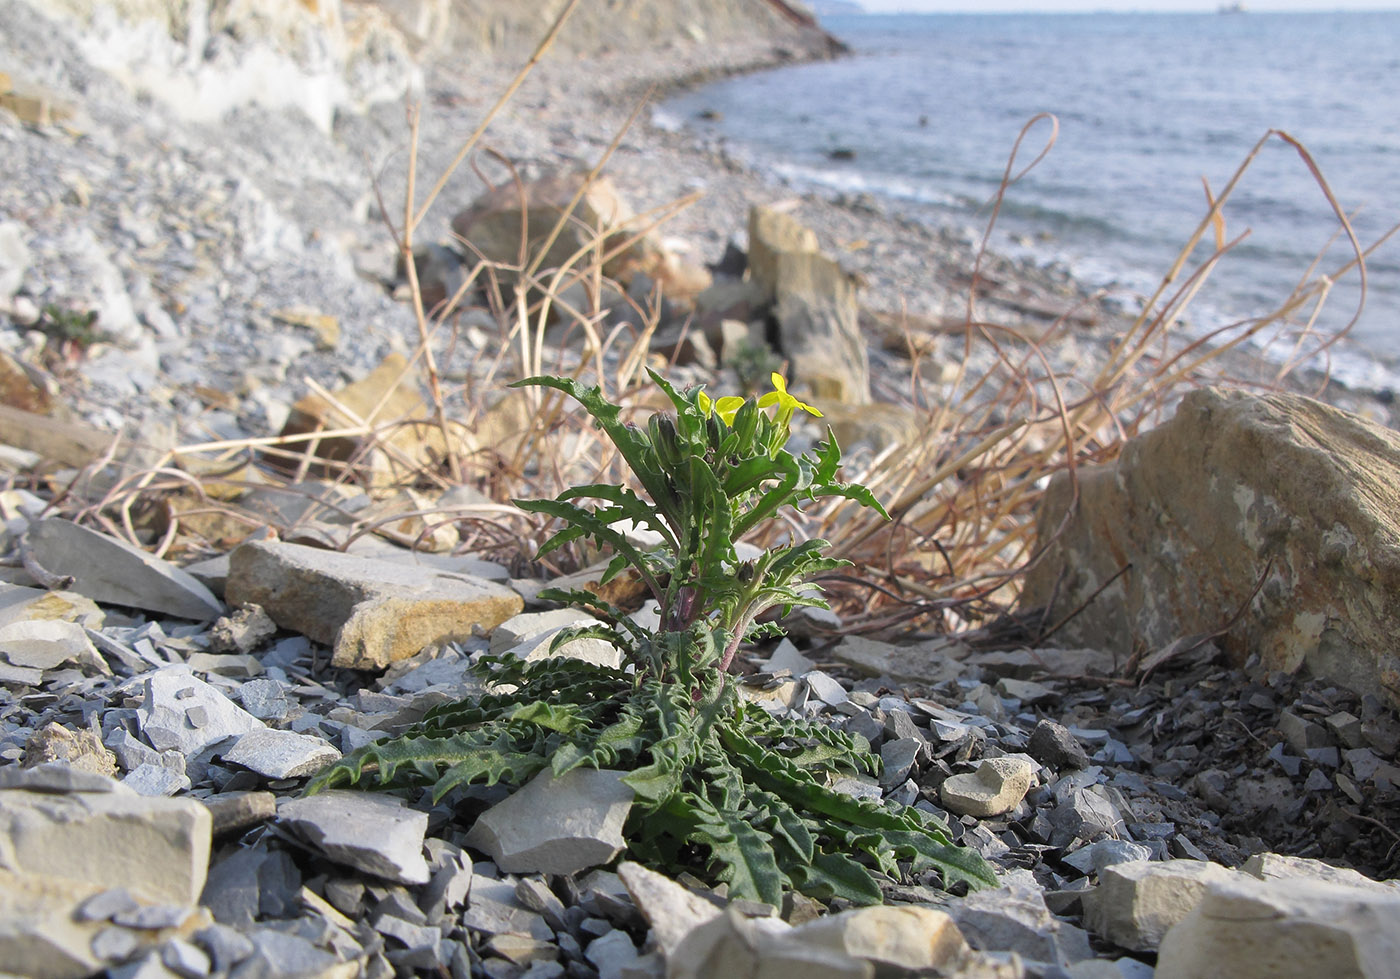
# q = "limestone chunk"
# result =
<box><xmin>940</xmin><ymin>756</ymin><xmax>1037</xmax><ymax>817</ymax></box>
<box><xmin>1082</xmin><ymin>859</ymin><xmax>1239</xmax><ymax>952</ymax></box>
<box><xmin>1157</xmin><ymin>875</ymin><xmax>1400</xmax><ymax>979</ymax></box>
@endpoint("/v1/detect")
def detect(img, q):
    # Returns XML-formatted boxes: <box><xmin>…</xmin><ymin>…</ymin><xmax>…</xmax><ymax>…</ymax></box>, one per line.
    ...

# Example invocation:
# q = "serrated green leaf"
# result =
<box><xmin>789</xmin><ymin>850</ymin><xmax>884</xmax><ymax>905</ymax></box>
<box><xmin>509</xmin><ymin>701</ymin><xmax>588</xmax><ymax>733</ymax></box>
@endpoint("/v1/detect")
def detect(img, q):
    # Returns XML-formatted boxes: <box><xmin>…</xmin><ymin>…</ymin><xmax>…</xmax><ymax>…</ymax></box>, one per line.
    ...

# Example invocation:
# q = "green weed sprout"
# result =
<box><xmin>309</xmin><ymin>370</ymin><xmax>996</xmax><ymax>906</ymax></box>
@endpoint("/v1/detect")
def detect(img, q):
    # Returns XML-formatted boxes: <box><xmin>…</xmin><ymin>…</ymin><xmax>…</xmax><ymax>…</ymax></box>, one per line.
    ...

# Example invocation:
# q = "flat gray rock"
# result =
<box><xmin>465</xmin><ymin>768</ymin><xmax>633</xmax><ymax>876</ymax></box>
<box><xmin>137</xmin><ymin>669</ymin><xmax>263</xmax><ymax>757</ymax></box>
<box><xmin>26</xmin><ymin>518</ymin><xmax>224</xmax><ymax>621</ymax></box>
<box><xmin>221</xmin><ymin>729</ymin><xmax>339</xmax><ymax>780</ymax></box>
<box><xmin>951</xmin><ymin>872</ymin><xmax>1093</xmax><ymax>966</ymax></box>
<box><xmin>460</xmin><ymin>876</ymin><xmax>554</xmax><ymax>941</ymax></box>
<box><xmin>0</xmin><ymin>761</ymin><xmax>131</xmax><ymax>794</ymax></box>
<box><xmin>277</xmin><ymin>790</ymin><xmax>429</xmax><ymax>885</ymax></box>
<box><xmin>0</xmin><ymin>618</ymin><xmax>103</xmax><ymax>671</ymax></box>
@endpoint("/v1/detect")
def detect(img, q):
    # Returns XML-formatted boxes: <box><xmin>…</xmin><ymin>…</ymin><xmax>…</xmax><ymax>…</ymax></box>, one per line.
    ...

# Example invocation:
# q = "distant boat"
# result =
<box><xmin>1218</xmin><ymin>2</ymin><xmax>1247</xmax><ymax>12</ymax></box>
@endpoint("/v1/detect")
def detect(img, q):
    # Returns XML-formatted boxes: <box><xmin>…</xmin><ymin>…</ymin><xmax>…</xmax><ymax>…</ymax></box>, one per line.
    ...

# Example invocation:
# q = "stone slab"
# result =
<box><xmin>26</xmin><ymin>518</ymin><xmax>223</xmax><ymax>620</ymax></box>
<box><xmin>226</xmin><ymin>539</ymin><xmax>522</xmax><ymax>669</ymax></box>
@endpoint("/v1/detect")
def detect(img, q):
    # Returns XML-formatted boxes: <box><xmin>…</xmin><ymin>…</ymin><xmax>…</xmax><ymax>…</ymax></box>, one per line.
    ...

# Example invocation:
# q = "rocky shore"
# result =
<box><xmin>2</xmin><ymin>2</ymin><xmax>1400</xmax><ymax>979</ymax></box>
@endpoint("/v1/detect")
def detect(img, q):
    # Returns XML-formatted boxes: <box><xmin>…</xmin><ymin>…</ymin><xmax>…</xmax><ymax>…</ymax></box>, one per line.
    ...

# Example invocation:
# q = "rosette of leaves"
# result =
<box><xmin>309</xmin><ymin>371</ymin><xmax>997</xmax><ymax>904</ymax></box>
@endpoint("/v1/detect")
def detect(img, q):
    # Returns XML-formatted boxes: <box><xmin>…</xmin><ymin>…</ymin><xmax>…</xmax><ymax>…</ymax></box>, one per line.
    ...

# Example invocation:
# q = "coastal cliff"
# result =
<box><xmin>10</xmin><ymin>0</ymin><xmax>843</xmax><ymax>132</ymax></box>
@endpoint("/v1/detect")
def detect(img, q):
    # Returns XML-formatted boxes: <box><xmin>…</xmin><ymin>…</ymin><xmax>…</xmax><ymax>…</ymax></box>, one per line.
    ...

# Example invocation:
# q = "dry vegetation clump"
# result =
<box><xmin>24</xmin><ymin>2</ymin><xmax>1396</xmax><ymax>652</ymax></box>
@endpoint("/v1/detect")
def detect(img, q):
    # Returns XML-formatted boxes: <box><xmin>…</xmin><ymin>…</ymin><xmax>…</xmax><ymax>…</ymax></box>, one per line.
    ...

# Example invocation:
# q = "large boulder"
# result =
<box><xmin>747</xmin><ymin>207</ymin><xmax>870</xmax><ymax>405</ymax></box>
<box><xmin>1021</xmin><ymin>388</ymin><xmax>1400</xmax><ymax>706</ymax></box>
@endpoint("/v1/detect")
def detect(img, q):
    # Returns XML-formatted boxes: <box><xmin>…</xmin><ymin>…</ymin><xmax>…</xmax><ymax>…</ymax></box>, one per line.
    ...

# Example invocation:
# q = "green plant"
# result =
<box><xmin>309</xmin><ymin>370</ymin><xmax>997</xmax><ymax>905</ymax></box>
<box><xmin>38</xmin><ymin>303</ymin><xmax>107</xmax><ymax>361</ymax></box>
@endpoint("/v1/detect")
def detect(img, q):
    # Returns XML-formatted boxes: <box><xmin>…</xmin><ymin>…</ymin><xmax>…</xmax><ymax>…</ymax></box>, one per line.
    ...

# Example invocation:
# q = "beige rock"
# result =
<box><xmin>0</xmin><ymin>89</ymin><xmax>75</xmax><ymax>127</ymax></box>
<box><xmin>747</xmin><ymin>207</ymin><xmax>870</xmax><ymax>405</ymax></box>
<box><xmin>226</xmin><ymin>539</ymin><xmax>522</xmax><ymax>669</ymax></box>
<box><xmin>450</xmin><ymin>171</ymin><xmax>662</xmax><ymax>288</ymax></box>
<box><xmin>277</xmin><ymin>353</ymin><xmax>461</xmax><ymax>485</ymax></box>
<box><xmin>272</xmin><ymin>306</ymin><xmax>340</xmax><ymax>351</ymax></box>
<box><xmin>1156</xmin><ymin>875</ymin><xmax>1400</xmax><ymax>979</ymax></box>
<box><xmin>940</xmin><ymin>756</ymin><xmax>1037</xmax><ymax>818</ymax></box>
<box><xmin>21</xmin><ymin>723</ymin><xmax>117</xmax><ymax>778</ymax></box>
<box><xmin>747</xmin><ymin>207</ymin><xmax>821</xmax><ymax>303</ymax></box>
<box><xmin>1082</xmin><ymin>859</ymin><xmax>1239</xmax><ymax>952</ymax></box>
<box><xmin>0</xmin><ymin>867</ymin><xmax>108</xmax><ymax>979</ymax></box>
<box><xmin>1022</xmin><ymin>388</ymin><xmax>1400</xmax><ymax>706</ymax></box>
<box><xmin>790</xmin><ymin>905</ymin><xmax>969</xmax><ymax>974</ymax></box>
<box><xmin>0</xmin><ymin>349</ymin><xmax>56</xmax><ymax>414</ymax></box>
<box><xmin>356</xmin><ymin>487</ymin><xmax>459</xmax><ymax>553</ymax></box>
<box><xmin>0</xmin><ymin>773</ymin><xmax>211</xmax><ymax>905</ymax></box>
<box><xmin>815</xmin><ymin>399</ymin><xmax>920</xmax><ymax>453</ymax></box>
<box><xmin>669</xmin><ymin>908</ymin><xmax>871</xmax><ymax>979</ymax></box>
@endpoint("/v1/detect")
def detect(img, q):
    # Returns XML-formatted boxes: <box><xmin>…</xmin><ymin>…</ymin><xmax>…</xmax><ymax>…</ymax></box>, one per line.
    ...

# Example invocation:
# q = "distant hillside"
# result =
<box><xmin>444</xmin><ymin>0</ymin><xmax>843</xmax><ymax>57</ymax></box>
<box><xmin>807</xmin><ymin>0</ymin><xmax>865</xmax><ymax>15</ymax></box>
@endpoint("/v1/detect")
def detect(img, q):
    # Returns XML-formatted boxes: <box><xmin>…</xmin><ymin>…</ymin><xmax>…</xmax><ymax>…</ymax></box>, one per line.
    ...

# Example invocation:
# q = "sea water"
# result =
<box><xmin>660</xmin><ymin>12</ymin><xmax>1400</xmax><ymax>391</ymax></box>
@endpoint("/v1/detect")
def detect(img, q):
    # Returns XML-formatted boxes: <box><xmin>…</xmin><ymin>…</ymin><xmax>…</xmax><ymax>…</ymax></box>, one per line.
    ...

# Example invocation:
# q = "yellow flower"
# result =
<box><xmin>757</xmin><ymin>373</ymin><xmax>822</xmax><ymax>421</ymax></box>
<box><xmin>698</xmin><ymin>390</ymin><xmax>745</xmax><ymax>425</ymax></box>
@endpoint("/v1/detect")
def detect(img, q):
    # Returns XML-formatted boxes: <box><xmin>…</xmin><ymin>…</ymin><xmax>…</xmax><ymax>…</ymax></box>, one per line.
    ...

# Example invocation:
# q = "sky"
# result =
<box><xmin>855</xmin><ymin>1</ymin><xmax>1399</xmax><ymax>10</ymax></box>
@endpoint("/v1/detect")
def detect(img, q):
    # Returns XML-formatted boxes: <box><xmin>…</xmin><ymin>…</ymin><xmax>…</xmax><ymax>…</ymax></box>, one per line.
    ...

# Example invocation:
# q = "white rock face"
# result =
<box><xmin>489</xmin><ymin>608</ymin><xmax>624</xmax><ymax>669</ymax></box>
<box><xmin>17</xmin><ymin>0</ymin><xmax>422</xmax><ymax>132</ymax></box>
<box><xmin>0</xmin><ymin>867</ymin><xmax>109</xmax><ymax>979</ymax></box>
<box><xmin>465</xmin><ymin>768</ymin><xmax>634</xmax><ymax>876</ymax></box>
<box><xmin>1241</xmin><ymin>852</ymin><xmax>1400</xmax><ymax>894</ymax></box>
<box><xmin>1156</xmin><ymin>875</ymin><xmax>1400</xmax><ymax>979</ymax></box>
<box><xmin>618</xmin><ymin>862</ymin><xmax>723</xmax><ymax>959</ymax></box>
<box><xmin>669</xmin><ymin>909</ymin><xmax>869</xmax><ymax>979</ymax></box>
